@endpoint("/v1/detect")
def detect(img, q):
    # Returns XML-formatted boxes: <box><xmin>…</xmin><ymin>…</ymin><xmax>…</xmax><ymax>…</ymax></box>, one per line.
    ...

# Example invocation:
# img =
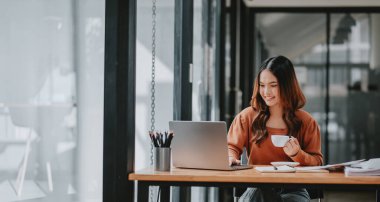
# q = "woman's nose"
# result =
<box><xmin>264</xmin><ymin>87</ymin><xmax>271</xmax><ymax>95</ymax></box>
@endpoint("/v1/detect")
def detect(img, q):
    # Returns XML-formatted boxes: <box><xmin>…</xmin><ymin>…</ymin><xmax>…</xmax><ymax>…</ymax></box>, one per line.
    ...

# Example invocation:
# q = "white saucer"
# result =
<box><xmin>271</xmin><ymin>161</ymin><xmax>300</xmax><ymax>167</ymax></box>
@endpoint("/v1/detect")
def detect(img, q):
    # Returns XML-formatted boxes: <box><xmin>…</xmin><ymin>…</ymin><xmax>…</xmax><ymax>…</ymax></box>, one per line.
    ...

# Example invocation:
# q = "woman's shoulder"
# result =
<box><xmin>295</xmin><ymin>109</ymin><xmax>317</xmax><ymax>124</ymax></box>
<box><xmin>235</xmin><ymin>107</ymin><xmax>257</xmax><ymax>123</ymax></box>
<box><xmin>239</xmin><ymin>107</ymin><xmax>257</xmax><ymax>117</ymax></box>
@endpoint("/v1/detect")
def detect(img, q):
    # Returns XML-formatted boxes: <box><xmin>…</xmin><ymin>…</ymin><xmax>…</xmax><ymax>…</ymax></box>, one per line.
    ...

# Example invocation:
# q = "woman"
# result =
<box><xmin>228</xmin><ymin>55</ymin><xmax>323</xmax><ymax>202</ymax></box>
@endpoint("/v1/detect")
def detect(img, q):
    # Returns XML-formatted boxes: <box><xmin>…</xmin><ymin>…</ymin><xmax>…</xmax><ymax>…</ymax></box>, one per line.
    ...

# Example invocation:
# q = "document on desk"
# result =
<box><xmin>295</xmin><ymin>166</ymin><xmax>329</xmax><ymax>173</ymax></box>
<box><xmin>294</xmin><ymin>159</ymin><xmax>366</xmax><ymax>172</ymax></box>
<box><xmin>255</xmin><ymin>166</ymin><xmax>329</xmax><ymax>173</ymax></box>
<box><xmin>345</xmin><ymin>158</ymin><xmax>380</xmax><ymax>176</ymax></box>
<box><xmin>255</xmin><ymin>165</ymin><xmax>296</xmax><ymax>173</ymax></box>
<box><xmin>324</xmin><ymin>159</ymin><xmax>366</xmax><ymax>170</ymax></box>
<box><xmin>255</xmin><ymin>159</ymin><xmax>366</xmax><ymax>173</ymax></box>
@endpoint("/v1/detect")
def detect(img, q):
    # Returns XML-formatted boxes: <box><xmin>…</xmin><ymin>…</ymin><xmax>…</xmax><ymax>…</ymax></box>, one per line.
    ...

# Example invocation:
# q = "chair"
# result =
<box><xmin>307</xmin><ymin>188</ymin><xmax>324</xmax><ymax>201</ymax></box>
<box><xmin>233</xmin><ymin>187</ymin><xmax>323</xmax><ymax>201</ymax></box>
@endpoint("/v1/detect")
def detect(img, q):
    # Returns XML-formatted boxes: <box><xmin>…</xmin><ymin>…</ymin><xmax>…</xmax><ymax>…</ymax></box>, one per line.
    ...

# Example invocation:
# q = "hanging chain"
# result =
<box><xmin>150</xmin><ymin>0</ymin><xmax>157</xmax><ymax>201</ymax></box>
<box><xmin>150</xmin><ymin>0</ymin><xmax>156</xmax><ymax>168</ymax></box>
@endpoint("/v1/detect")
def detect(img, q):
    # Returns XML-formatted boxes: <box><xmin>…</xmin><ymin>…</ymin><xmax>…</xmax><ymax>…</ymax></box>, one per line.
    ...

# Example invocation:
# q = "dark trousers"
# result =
<box><xmin>238</xmin><ymin>188</ymin><xmax>311</xmax><ymax>202</ymax></box>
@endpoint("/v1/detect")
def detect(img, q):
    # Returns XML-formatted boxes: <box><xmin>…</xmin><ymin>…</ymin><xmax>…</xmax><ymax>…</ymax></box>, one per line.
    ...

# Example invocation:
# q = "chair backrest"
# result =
<box><xmin>306</xmin><ymin>188</ymin><xmax>324</xmax><ymax>199</ymax></box>
<box><xmin>233</xmin><ymin>188</ymin><xmax>324</xmax><ymax>200</ymax></box>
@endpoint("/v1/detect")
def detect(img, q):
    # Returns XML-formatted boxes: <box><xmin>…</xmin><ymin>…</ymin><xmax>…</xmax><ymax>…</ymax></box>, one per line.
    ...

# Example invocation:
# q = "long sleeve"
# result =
<box><xmin>227</xmin><ymin>114</ymin><xmax>249</xmax><ymax>160</ymax></box>
<box><xmin>290</xmin><ymin>117</ymin><xmax>323</xmax><ymax>166</ymax></box>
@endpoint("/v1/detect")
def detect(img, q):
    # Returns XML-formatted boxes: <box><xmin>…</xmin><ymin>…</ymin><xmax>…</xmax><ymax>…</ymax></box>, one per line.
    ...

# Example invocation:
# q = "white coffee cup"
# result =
<box><xmin>271</xmin><ymin>135</ymin><xmax>290</xmax><ymax>147</ymax></box>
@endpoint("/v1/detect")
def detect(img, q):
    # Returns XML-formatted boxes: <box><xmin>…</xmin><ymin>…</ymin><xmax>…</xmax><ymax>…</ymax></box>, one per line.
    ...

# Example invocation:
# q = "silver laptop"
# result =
<box><xmin>169</xmin><ymin>121</ymin><xmax>252</xmax><ymax>171</ymax></box>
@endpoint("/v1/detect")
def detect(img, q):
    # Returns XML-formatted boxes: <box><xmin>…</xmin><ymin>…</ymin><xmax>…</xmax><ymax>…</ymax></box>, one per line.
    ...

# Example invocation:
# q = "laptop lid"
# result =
<box><xmin>169</xmin><ymin>121</ymin><xmax>245</xmax><ymax>170</ymax></box>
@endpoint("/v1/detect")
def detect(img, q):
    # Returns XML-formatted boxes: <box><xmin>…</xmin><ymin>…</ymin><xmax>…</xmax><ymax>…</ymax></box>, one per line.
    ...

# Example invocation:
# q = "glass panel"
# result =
<box><xmin>135</xmin><ymin>0</ymin><xmax>175</xmax><ymax>200</ymax></box>
<box><xmin>135</xmin><ymin>0</ymin><xmax>174</xmax><ymax>169</ymax></box>
<box><xmin>192</xmin><ymin>0</ymin><xmax>218</xmax><ymax>122</ymax></box>
<box><xmin>192</xmin><ymin>0</ymin><xmax>219</xmax><ymax>201</ymax></box>
<box><xmin>329</xmin><ymin>13</ymin><xmax>380</xmax><ymax>163</ymax></box>
<box><xmin>0</xmin><ymin>1</ymin><xmax>104</xmax><ymax>201</ymax></box>
<box><xmin>255</xmin><ymin>13</ymin><xmax>327</xmax><ymax>160</ymax></box>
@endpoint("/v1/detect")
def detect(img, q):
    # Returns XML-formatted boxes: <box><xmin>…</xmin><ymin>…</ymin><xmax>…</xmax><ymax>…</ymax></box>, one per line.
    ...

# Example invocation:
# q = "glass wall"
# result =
<box><xmin>192</xmin><ymin>0</ymin><xmax>218</xmax><ymax>122</ymax></box>
<box><xmin>135</xmin><ymin>0</ymin><xmax>174</xmax><ymax>172</ymax></box>
<box><xmin>191</xmin><ymin>0</ymin><xmax>220</xmax><ymax>201</ymax></box>
<box><xmin>135</xmin><ymin>0</ymin><xmax>175</xmax><ymax>201</ymax></box>
<box><xmin>329</xmin><ymin>13</ymin><xmax>380</xmax><ymax>163</ymax></box>
<box><xmin>0</xmin><ymin>0</ymin><xmax>104</xmax><ymax>201</ymax></box>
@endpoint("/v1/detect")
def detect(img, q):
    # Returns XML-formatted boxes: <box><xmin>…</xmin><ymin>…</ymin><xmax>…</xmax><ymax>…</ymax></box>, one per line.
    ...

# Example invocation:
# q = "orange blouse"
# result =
<box><xmin>227</xmin><ymin>107</ymin><xmax>323</xmax><ymax>166</ymax></box>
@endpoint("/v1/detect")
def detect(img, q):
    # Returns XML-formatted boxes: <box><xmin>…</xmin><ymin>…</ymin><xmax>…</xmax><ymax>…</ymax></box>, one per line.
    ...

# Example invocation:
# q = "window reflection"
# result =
<box><xmin>330</xmin><ymin>13</ymin><xmax>380</xmax><ymax>163</ymax></box>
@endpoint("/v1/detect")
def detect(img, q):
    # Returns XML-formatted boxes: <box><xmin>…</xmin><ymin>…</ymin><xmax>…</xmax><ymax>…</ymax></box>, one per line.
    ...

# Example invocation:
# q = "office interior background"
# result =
<box><xmin>0</xmin><ymin>0</ymin><xmax>379</xmax><ymax>201</ymax></box>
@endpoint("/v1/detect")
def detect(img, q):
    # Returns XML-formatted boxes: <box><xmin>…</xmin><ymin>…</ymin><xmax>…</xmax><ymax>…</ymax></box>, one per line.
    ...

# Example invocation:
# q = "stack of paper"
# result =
<box><xmin>254</xmin><ymin>159</ymin><xmax>370</xmax><ymax>174</ymax></box>
<box><xmin>294</xmin><ymin>159</ymin><xmax>366</xmax><ymax>173</ymax></box>
<box><xmin>345</xmin><ymin>158</ymin><xmax>380</xmax><ymax>176</ymax></box>
<box><xmin>325</xmin><ymin>159</ymin><xmax>366</xmax><ymax>171</ymax></box>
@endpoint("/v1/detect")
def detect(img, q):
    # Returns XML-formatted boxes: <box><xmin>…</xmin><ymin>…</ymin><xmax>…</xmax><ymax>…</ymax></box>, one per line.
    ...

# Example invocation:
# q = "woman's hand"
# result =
<box><xmin>283</xmin><ymin>137</ymin><xmax>300</xmax><ymax>157</ymax></box>
<box><xmin>229</xmin><ymin>156</ymin><xmax>241</xmax><ymax>166</ymax></box>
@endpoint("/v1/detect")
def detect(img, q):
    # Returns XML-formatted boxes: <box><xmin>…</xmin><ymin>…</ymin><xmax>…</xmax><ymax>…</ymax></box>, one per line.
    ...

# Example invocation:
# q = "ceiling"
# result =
<box><xmin>256</xmin><ymin>13</ymin><xmax>366</xmax><ymax>60</ymax></box>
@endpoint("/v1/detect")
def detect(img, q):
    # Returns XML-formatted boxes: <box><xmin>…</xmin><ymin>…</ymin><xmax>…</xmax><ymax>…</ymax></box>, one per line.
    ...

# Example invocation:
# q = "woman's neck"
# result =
<box><xmin>267</xmin><ymin>104</ymin><xmax>286</xmax><ymax>129</ymax></box>
<box><xmin>269</xmin><ymin>104</ymin><xmax>283</xmax><ymax>118</ymax></box>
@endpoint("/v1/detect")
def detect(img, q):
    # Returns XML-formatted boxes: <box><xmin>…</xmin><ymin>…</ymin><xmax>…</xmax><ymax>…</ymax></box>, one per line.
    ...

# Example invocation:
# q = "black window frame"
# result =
<box><xmin>103</xmin><ymin>0</ymin><xmax>136</xmax><ymax>201</ymax></box>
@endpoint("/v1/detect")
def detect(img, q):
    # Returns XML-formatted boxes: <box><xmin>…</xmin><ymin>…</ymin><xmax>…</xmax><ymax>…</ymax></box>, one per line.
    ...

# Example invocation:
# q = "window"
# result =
<box><xmin>0</xmin><ymin>1</ymin><xmax>104</xmax><ymax>201</ymax></box>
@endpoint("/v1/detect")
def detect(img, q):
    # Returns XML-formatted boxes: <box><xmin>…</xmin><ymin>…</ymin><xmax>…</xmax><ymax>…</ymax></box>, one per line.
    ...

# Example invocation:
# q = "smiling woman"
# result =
<box><xmin>227</xmin><ymin>55</ymin><xmax>323</xmax><ymax>202</ymax></box>
<box><xmin>252</xmin><ymin>56</ymin><xmax>306</xmax><ymax>145</ymax></box>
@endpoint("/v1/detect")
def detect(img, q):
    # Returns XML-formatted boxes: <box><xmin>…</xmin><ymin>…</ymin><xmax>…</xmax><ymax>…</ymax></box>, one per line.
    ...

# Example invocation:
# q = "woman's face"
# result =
<box><xmin>259</xmin><ymin>69</ymin><xmax>281</xmax><ymax>107</ymax></box>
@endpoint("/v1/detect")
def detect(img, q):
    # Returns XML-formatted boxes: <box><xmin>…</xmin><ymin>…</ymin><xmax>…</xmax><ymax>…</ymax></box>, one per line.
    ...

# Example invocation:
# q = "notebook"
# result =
<box><xmin>169</xmin><ymin>121</ymin><xmax>252</xmax><ymax>171</ymax></box>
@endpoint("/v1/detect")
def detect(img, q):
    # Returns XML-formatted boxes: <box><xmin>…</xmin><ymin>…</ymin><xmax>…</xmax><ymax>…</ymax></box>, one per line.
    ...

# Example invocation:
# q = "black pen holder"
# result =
<box><xmin>154</xmin><ymin>147</ymin><xmax>171</xmax><ymax>171</ymax></box>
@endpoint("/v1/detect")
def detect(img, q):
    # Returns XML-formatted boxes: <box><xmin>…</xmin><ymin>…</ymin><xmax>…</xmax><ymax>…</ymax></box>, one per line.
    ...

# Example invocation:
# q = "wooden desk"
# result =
<box><xmin>129</xmin><ymin>167</ymin><xmax>380</xmax><ymax>202</ymax></box>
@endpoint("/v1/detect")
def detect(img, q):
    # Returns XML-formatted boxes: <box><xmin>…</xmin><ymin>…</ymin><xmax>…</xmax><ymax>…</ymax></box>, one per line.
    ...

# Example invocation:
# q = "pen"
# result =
<box><xmin>159</xmin><ymin>132</ymin><xmax>164</xmax><ymax>147</ymax></box>
<box><xmin>164</xmin><ymin>131</ymin><xmax>168</xmax><ymax>146</ymax></box>
<box><xmin>166</xmin><ymin>131</ymin><xmax>174</xmax><ymax>147</ymax></box>
<box><xmin>149</xmin><ymin>131</ymin><xmax>159</xmax><ymax>147</ymax></box>
<box><xmin>155</xmin><ymin>132</ymin><xmax>161</xmax><ymax>147</ymax></box>
<box><xmin>153</xmin><ymin>131</ymin><xmax>160</xmax><ymax>147</ymax></box>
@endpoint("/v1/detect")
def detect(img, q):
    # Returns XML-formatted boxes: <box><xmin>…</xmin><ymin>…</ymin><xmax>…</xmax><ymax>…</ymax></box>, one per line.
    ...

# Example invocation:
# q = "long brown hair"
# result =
<box><xmin>251</xmin><ymin>56</ymin><xmax>306</xmax><ymax>145</ymax></box>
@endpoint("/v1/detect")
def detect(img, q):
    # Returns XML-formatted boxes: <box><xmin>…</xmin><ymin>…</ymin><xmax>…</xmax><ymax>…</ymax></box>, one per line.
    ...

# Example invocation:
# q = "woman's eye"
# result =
<box><xmin>271</xmin><ymin>85</ymin><xmax>277</xmax><ymax>87</ymax></box>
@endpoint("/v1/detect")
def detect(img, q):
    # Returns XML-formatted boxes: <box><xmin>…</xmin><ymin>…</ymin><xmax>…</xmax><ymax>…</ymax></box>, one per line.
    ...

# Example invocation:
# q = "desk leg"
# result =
<box><xmin>137</xmin><ymin>181</ymin><xmax>149</xmax><ymax>202</ymax></box>
<box><xmin>160</xmin><ymin>186</ymin><xmax>170</xmax><ymax>202</ymax></box>
<box><xmin>180</xmin><ymin>186</ymin><xmax>191</xmax><ymax>202</ymax></box>
<box><xmin>377</xmin><ymin>189</ymin><xmax>379</xmax><ymax>202</ymax></box>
